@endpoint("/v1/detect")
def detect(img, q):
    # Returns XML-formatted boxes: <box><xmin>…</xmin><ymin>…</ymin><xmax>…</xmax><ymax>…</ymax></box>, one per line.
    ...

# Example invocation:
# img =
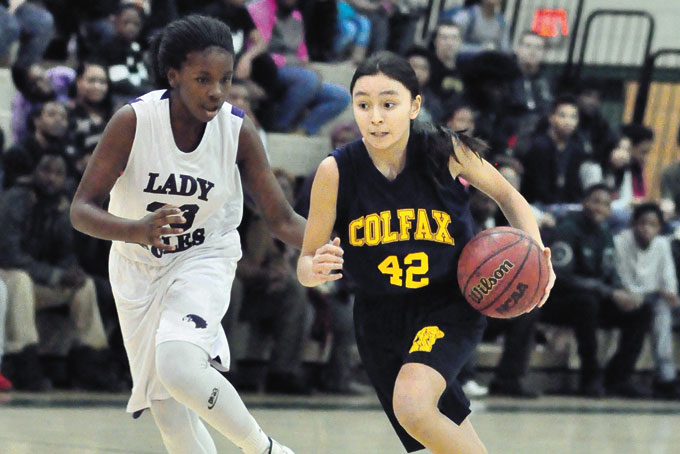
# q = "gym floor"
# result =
<box><xmin>1</xmin><ymin>391</ymin><xmax>679</xmax><ymax>453</ymax></box>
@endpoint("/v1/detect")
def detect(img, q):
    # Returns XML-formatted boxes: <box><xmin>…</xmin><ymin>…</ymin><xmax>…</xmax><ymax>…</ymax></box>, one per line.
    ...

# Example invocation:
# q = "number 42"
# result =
<box><xmin>378</xmin><ymin>252</ymin><xmax>429</xmax><ymax>288</ymax></box>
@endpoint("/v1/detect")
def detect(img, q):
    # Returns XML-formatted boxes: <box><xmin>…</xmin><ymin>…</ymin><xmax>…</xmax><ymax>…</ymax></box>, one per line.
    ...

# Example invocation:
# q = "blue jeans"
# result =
<box><xmin>275</xmin><ymin>65</ymin><xmax>350</xmax><ymax>135</ymax></box>
<box><xmin>649</xmin><ymin>297</ymin><xmax>680</xmax><ymax>383</ymax></box>
<box><xmin>336</xmin><ymin>15</ymin><xmax>371</xmax><ymax>53</ymax></box>
<box><xmin>14</xmin><ymin>3</ymin><xmax>55</xmax><ymax>65</ymax></box>
<box><xmin>0</xmin><ymin>6</ymin><xmax>20</xmax><ymax>62</ymax></box>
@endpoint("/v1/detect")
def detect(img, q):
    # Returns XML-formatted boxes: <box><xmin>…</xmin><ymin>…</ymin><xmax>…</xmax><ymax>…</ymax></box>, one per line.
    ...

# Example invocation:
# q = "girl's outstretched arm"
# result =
<box><xmin>448</xmin><ymin>138</ymin><xmax>555</xmax><ymax>307</ymax></box>
<box><xmin>297</xmin><ymin>157</ymin><xmax>344</xmax><ymax>287</ymax></box>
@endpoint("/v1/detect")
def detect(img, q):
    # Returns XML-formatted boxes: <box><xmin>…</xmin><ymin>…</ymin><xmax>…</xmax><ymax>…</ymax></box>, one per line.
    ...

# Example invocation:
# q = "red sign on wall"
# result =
<box><xmin>532</xmin><ymin>9</ymin><xmax>570</xmax><ymax>37</ymax></box>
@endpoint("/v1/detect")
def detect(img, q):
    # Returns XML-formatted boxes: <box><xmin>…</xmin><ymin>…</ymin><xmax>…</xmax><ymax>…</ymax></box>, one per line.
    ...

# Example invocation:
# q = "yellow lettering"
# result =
<box><xmin>405</xmin><ymin>252</ymin><xmax>429</xmax><ymax>288</ymax></box>
<box><xmin>432</xmin><ymin>210</ymin><xmax>455</xmax><ymax>245</ymax></box>
<box><xmin>378</xmin><ymin>255</ymin><xmax>403</xmax><ymax>286</ymax></box>
<box><xmin>380</xmin><ymin>211</ymin><xmax>398</xmax><ymax>244</ymax></box>
<box><xmin>414</xmin><ymin>208</ymin><xmax>434</xmax><ymax>241</ymax></box>
<box><xmin>349</xmin><ymin>217</ymin><xmax>364</xmax><ymax>246</ymax></box>
<box><xmin>364</xmin><ymin>213</ymin><xmax>381</xmax><ymax>246</ymax></box>
<box><xmin>397</xmin><ymin>209</ymin><xmax>415</xmax><ymax>241</ymax></box>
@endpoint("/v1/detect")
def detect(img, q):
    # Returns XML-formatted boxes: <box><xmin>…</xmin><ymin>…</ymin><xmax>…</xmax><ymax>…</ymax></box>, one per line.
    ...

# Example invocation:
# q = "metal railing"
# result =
<box><xmin>568</xmin><ymin>9</ymin><xmax>655</xmax><ymax>81</ymax></box>
<box><xmin>633</xmin><ymin>49</ymin><xmax>680</xmax><ymax>124</ymax></box>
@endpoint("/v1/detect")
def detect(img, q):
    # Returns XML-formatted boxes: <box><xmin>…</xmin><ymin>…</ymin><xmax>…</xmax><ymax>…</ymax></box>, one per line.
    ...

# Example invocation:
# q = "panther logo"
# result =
<box><xmin>183</xmin><ymin>314</ymin><xmax>207</xmax><ymax>329</ymax></box>
<box><xmin>409</xmin><ymin>326</ymin><xmax>445</xmax><ymax>353</ymax></box>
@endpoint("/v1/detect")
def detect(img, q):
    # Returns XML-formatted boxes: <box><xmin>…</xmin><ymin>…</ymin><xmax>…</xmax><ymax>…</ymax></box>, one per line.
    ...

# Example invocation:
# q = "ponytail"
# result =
<box><xmin>411</xmin><ymin>122</ymin><xmax>488</xmax><ymax>185</ymax></box>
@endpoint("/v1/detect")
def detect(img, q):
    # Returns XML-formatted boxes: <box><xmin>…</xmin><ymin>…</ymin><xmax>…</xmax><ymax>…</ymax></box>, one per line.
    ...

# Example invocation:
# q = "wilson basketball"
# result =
<box><xmin>457</xmin><ymin>227</ymin><xmax>549</xmax><ymax>319</ymax></box>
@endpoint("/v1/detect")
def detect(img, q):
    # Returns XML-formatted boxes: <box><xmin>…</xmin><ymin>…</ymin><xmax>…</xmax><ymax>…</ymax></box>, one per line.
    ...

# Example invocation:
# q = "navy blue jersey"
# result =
<box><xmin>332</xmin><ymin>127</ymin><xmax>474</xmax><ymax>298</ymax></box>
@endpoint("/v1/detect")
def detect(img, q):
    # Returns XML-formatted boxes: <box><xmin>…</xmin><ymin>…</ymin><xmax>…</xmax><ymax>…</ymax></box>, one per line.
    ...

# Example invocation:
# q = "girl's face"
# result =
<box><xmin>35</xmin><ymin>101</ymin><xmax>68</xmax><ymax>138</ymax></box>
<box><xmin>77</xmin><ymin>64</ymin><xmax>108</xmax><ymax>104</ymax></box>
<box><xmin>352</xmin><ymin>73</ymin><xmax>420</xmax><ymax>153</ymax></box>
<box><xmin>408</xmin><ymin>55</ymin><xmax>430</xmax><ymax>87</ymax></box>
<box><xmin>447</xmin><ymin>107</ymin><xmax>475</xmax><ymax>134</ymax></box>
<box><xmin>549</xmin><ymin>103</ymin><xmax>579</xmax><ymax>139</ymax></box>
<box><xmin>115</xmin><ymin>8</ymin><xmax>143</xmax><ymax>42</ymax></box>
<box><xmin>633</xmin><ymin>212</ymin><xmax>661</xmax><ymax>249</ymax></box>
<box><xmin>168</xmin><ymin>47</ymin><xmax>234</xmax><ymax>123</ymax></box>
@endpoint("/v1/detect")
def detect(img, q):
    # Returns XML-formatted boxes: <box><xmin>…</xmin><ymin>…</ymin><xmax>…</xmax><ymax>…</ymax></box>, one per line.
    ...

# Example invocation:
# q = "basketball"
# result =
<box><xmin>457</xmin><ymin>227</ymin><xmax>550</xmax><ymax>319</ymax></box>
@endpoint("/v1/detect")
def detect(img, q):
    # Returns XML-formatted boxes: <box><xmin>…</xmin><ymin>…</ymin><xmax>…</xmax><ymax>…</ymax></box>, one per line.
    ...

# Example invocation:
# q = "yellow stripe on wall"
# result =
<box><xmin>623</xmin><ymin>81</ymin><xmax>680</xmax><ymax>200</ymax></box>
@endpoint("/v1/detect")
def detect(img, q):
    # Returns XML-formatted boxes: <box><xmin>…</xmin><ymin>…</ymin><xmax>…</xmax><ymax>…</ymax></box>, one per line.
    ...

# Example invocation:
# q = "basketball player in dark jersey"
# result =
<box><xmin>297</xmin><ymin>51</ymin><xmax>555</xmax><ymax>453</ymax></box>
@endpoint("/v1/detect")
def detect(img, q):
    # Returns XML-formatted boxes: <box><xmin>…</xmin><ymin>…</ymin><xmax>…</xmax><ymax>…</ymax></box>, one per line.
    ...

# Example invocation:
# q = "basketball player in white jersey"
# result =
<box><xmin>70</xmin><ymin>15</ymin><xmax>303</xmax><ymax>454</ymax></box>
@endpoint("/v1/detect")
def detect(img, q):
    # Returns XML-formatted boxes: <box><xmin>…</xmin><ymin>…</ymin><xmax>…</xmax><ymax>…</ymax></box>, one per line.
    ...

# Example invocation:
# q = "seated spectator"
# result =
<box><xmin>520</xmin><ymin>95</ymin><xmax>601</xmax><ymax>205</ymax></box>
<box><xmin>248</xmin><ymin>0</ymin><xmax>350</xmax><ymax>135</ymax></box>
<box><xmin>405</xmin><ymin>46</ymin><xmax>444</xmax><ymax>124</ymax></box>
<box><xmin>235</xmin><ymin>168</ymin><xmax>313</xmax><ymax>394</ymax></box>
<box><xmin>10</xmin><ymin>61</ymin><xmax>75</xmax><ymax>142</ymax></box>
<box><xmin>4</xmin><ymin>100</ymin><xmax>74</xmax><ymax>188</ymax></box>
<box><xmin>506</xmin><ymin>31</ymin><xmax>553</xmax><ymax>158</ymax></box>
<box><xmin>445</xmin><ymin>101</ymin><xmax>475</xmax><ymax>135</ymax></box>
<box><xmin>458</xmin><ymin>50</ymin><xmax>520</xmax><ymax>157</ymax></box>
<box><xmin>0</xmin><ymin>3</ymin><xmax>20</xmax><ymax>66</ymax></box>
<box><xmin>200</xmin><ymin>0</ymin><xmax>268</xmax><ymax>81</ymax></box>
<box><xmin>293</xmin><ymin>123</ymin><xmax>364</xmax><ymax>394</ymax></box>
<box><xmin>542</xmin><ymin>183</ymin><xmax>653</xmax><ymax>398</ymax></box>
<box><xmin>0</xmin><ymin>153</ymin><xmax>119</xmax><ymax>391</ymax></box>
<box><xmin>0</xmin><ymin>277</ymin><xmax>11</xmax><ymax>391</ymax></box>
<box><xmin>99</xmin><ymin>3</ymin><xmax>153</xmax><ymax>108</ymax></box>
<box><xmin>575</xmin><ymin>77</ymin><xmax>618</xmax><ymax>168</ymax></box>
<box><xmin>496</xmin><ymin>155</ymin><xmax>556</xmax><ymax>230</ymax></box>
<box><xmin>1</xmin><ymin>0</ymin><xmax>54</xmax><ymax>66</ymax></box>
<box><xmin>387</xmin><ymin>0</ymin><xmax>427</xmax><ymax>55</ymax></box>
<box><xmin>446</xmin><ymin>0</ymin><xmax>510</xmax><ymax>55</ymax></box>
<box><xmin>226</xmin><ymin>78</ymin><xmax>268</xmax><ymax>152</ymax></box>
<box><xmin>428</xmin><ymin>20</ymin><xmax>464</xmax><ymax>107</ymax></box>
<box><xmin>344</xmin><ymin>0</ymin><xmax>394</xmax><ymax>54</ymax></box>
<box><xmin>0</xmin><ymin>267</ymin><xmax>51</xmax><ymax>391</ymax></box>
<box><xmin>335</xmin><ymin>1</ymin><xmax>370</xmax><ymax>64</ymax></box>
<box><xmin>41</xmin><ymin>1</ymin><xmax>117</xmax><ymax>61</ymax></box>
<box><xmin>67</xmin><ymin>60</ymin><xmax>113</xmax><ymax>180</ymax></box>
<box><xmin>614</xmin><ymin>203</ymin><xmax>680</xmax><ymax>399</ymax></box>
<box><xmin>461</xmin><ymin>186</ymin><xmax>541</xmax><ymax>398</ymax></box>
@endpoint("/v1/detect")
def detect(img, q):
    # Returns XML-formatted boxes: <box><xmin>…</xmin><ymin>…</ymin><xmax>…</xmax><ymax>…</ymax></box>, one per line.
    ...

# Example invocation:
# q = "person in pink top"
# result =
<box><xmin>247</xmin><ymin>0</ymin><xmax>349</xmax><ymax>135</ymax></box>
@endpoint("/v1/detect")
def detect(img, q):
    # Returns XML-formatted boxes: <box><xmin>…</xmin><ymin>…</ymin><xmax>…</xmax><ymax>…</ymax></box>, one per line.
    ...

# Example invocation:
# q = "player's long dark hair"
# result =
<box><xmin>149</xmin><ymin>15</ymin><xmax>235</xmax><ymax>89</ymax></box>
<box><xmin>349</xmin><ymin>51</ymin><xmax>488</xmax><ymax>184</ymax></box>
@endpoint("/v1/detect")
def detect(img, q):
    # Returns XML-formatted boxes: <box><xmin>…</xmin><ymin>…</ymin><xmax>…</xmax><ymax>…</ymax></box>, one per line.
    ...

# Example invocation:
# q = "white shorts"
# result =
<box><xmin>109</xmin><ymin>232</ymin><xmax>241</xmax><ymax>414</ymax></box>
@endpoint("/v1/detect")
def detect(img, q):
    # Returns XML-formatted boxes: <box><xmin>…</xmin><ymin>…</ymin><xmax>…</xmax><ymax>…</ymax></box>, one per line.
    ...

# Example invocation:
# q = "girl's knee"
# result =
<box><xmin>393</xmin><ymin>388</ymin><xmax>431</xmax><ymax>433</ymax></box>
<box><xmin>155</xmin><ymin>341</ymin><xmax>209</xmax><ymax>392</ymax></box>
<box><xmin>392</xmin><ymin>381</ymin><xmax>439</xmax><ymax>432</ymax></box>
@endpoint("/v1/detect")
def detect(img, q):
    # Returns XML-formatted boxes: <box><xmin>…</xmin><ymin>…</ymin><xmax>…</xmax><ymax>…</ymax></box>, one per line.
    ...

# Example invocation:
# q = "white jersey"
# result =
<box><xmin>109</xmin><ymin>90</ymin><xmax>244</xmax><ymax>265</ymax></box>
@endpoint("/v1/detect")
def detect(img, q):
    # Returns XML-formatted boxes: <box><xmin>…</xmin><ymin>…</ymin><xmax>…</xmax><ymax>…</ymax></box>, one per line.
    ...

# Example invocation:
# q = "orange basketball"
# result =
<box><xmin>457</xmin><ymin>227</ymin><xmax>549</xmax><ymax>319</ymax></box>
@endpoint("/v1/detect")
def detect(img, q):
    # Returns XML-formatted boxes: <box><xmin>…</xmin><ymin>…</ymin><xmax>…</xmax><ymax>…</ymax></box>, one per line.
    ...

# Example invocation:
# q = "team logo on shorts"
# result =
<box><xmin>183</xmin><ymin>314</ymin><xmax>208</xmax><ymax>329</ymax></box>
<box><xmin>208</xmin><ymin>388</ymin><xmax>219</xmax><ymax>409</ymax></box>
<box><xmin>409</xmin><ymin>326</ymin><xmax>445</xmax><ymax>353</ymax></box>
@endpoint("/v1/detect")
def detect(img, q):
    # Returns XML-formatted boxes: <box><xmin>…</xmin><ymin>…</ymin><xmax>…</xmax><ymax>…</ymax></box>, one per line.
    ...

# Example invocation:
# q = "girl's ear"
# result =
<box><xmin>410</xmin><ymin>94</ymin><xmax>422</xmax><ymax>120</ymax></box>
<box><xmin>167</xmin><ymin>68</ymin><xmax>179</xmax><ymax>88</ymax></box>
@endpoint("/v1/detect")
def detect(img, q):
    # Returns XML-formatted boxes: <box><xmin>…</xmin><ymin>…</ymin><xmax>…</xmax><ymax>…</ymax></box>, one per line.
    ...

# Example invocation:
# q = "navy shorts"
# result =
<box><xmin>354</xmin><ymin>288</ymin><xmax>486</xmax><ymax>452</ymax></box>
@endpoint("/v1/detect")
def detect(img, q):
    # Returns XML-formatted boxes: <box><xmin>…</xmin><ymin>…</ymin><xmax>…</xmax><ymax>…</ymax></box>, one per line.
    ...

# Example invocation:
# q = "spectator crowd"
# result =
<box><xmin>1</xmin><ymin>0</ymin><xmax>680</xmax><ymax>402</ymax></box>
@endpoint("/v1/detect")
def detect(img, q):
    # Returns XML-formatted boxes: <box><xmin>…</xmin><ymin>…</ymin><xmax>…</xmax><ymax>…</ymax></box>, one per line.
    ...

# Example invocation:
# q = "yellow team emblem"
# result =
<box><xmin>409</xmin><ymin>326</ymin><xmax>445</xmax><ymax>353</ymax></box>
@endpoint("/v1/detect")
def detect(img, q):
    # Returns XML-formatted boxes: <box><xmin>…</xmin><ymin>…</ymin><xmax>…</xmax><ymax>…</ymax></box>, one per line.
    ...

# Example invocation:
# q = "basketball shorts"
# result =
<box><xmin>354</xmin><ymin>288</ymin><xmax>486</xmax><ymax>452</ymax></box>
<box><xmin>109</xmin><ymin>232</ymin><xmax>241</xmax><ymax>414</ymax></box>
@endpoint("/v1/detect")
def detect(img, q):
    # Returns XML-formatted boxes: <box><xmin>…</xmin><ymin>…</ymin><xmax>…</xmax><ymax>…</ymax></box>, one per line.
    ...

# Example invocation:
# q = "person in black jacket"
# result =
<box><xmin>3</xmin><ymin>100</ymin><xmax>74</xmax><ymax>189</ymax></box>
<box><xmin>0</xmin><ymin>152</ymin><xmax>119</xmax><ymax>391</ymax></box>
<box><xmin>520</xmin><ymin>95</ymin><xmax>601</xmax><ymax>205</ymax></box>
<box><xmin>98</xmin><ymin>3</ymin><xmax>153</xmax><ymax>107</ymax></box>
<box><xmin>541</xmin><ymin>183</ymin><xmax>653</xmax><ymax>397</ymax></box>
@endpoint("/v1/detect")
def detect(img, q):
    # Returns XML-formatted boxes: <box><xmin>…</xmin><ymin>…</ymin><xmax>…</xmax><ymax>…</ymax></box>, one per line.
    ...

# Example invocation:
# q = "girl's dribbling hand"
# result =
<box><xmin>537</xmin><ymin>247</ymin><xmax>555</xmax><ymax>308</ymax></box>
<box><xmin>312</xmin><ymin>237</ymin><xmax>344</xmax><ymax>281</ymax></box>
<box><xmin>132</xmin><ymin>204</ymin><xmax>186</xmax><ymax>251</ymax></box>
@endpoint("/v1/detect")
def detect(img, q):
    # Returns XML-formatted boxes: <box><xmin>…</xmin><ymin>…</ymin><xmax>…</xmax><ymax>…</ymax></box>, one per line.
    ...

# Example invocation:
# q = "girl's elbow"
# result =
<box><xmin>70</xmin><ymin>205</ymin><xmax>87</xmax><ymax>233</ymax></box>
